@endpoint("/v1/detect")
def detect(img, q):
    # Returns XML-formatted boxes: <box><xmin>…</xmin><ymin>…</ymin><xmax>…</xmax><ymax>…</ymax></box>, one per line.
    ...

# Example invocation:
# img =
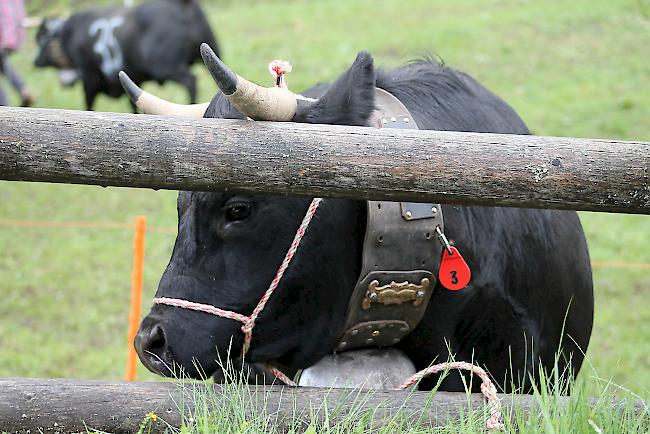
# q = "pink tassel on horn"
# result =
<box><xmin>269</xmin><ymin>60</ymin><xmax>292</xmax><ymax>88</ymax></box>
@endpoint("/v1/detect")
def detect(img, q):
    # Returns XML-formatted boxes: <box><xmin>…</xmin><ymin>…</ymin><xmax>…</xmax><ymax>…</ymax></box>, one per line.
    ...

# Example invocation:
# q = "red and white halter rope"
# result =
<box><xmin>153</xmin><ymin>197</ymin><xmax>504</xmax><ymax>431</ymax></box>
<box><xmin>398</xmin><ymin>361</ymin><xmax>503</xmax><ymax>431</ymax></box>
<box><xmin>155</xmin><ymin>197</ymin><xmax>322</xmax><ymax>357</ymax></box>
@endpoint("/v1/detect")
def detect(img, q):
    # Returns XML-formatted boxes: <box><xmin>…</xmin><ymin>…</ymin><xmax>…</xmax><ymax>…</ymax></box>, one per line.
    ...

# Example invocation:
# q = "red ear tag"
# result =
<box><xmin>439</xmin><ymin>246</ymin><xmax>471</xmax><ymax>290</ymax></box>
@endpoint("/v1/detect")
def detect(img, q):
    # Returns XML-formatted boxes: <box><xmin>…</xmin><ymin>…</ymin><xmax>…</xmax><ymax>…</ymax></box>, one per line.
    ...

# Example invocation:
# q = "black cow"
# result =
<box><xmin>127</xmin><ymin>47</ymin><xmax>594</xmax><ymax>392</ymax></box>
<box><xmin>34</xmin><ymin>0</ymin><xmax>218</xmax><ymax>111</ymax></box>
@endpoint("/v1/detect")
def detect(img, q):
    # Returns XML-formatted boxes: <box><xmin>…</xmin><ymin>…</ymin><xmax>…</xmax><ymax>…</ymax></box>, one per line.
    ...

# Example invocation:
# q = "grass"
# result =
<box><xmin>129</xmin><ymin>358</ymin><xmax>650</xmax><ymax>433</ymax></box>
<box><xmin>0</xmin><ymin>0</ymin><xmax>648</xmax><ymax>411</ymax></box>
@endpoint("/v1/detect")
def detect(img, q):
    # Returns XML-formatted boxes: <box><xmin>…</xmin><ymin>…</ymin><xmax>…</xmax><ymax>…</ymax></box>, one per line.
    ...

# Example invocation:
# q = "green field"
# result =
<box><xmin>0</xmin><ymin>0</ymin><xmax>648</xmax><ymax>408</ymax></box>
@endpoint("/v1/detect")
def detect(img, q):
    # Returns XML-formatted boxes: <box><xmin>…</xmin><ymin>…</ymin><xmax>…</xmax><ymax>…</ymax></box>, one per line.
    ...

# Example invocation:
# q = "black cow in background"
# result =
<box><xmin>34</xmin><ymin>0</ymin><xmax>218</xmax><ymax>110</ymax></box>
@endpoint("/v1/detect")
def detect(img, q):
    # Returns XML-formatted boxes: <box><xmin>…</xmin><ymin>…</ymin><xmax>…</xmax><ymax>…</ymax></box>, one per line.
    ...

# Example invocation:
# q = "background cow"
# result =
<box><xmin>34</xmin><ymin>0</ymin><xmax>218</xmax><ymax>110</ymax></box>
<box><xmin>127</xmin><ymin>47</ymin><xmax>594</xmax><ymax>393</ymax></box>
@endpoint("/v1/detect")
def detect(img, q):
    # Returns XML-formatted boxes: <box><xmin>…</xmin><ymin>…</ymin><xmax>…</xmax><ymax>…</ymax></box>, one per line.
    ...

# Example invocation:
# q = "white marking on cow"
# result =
<box><xmin>88</xmin><ymin>16</ymin><xmax>125</xmax><ymax>79</ymax></box>
<box><xmin>296</xmin><ymin>94</ymin><xmax>317</xmax><ymax>102</ymax></box>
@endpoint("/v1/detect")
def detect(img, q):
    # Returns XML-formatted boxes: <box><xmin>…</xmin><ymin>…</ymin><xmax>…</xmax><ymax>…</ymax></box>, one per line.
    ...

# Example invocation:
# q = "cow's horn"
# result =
<box><xmin>118</xmin><ymin>71</ymin><xmax>209</xmax><ymax>118</ymax></box>
<box><xmin>200</xmin><ymin>43</ymin><xmax>297</xmax><ymax>121</ymax></box>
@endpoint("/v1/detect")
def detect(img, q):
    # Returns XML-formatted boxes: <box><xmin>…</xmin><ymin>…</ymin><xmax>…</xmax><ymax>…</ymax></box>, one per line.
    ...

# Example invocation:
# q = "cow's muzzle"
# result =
<box><xmin>134</xmin><ymin>317</ymin><xmax>176</xmax><ymax>376</ymax></box>
<box><xmin>134</xmin><ymin>307</ymin><xmax>245</xmax><ymax>379</ymax></box>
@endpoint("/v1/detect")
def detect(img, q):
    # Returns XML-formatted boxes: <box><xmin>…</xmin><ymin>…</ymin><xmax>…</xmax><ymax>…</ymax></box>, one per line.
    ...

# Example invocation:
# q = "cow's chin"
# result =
<box><xmin>137</xmin><ymin>345</ymin><xmax>231</xmax><ymax>380</ymax></box>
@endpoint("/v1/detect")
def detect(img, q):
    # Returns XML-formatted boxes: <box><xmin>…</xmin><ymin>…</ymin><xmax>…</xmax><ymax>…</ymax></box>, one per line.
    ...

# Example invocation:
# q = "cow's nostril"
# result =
<box><xmin>148</xmin><ymin>325</ymin><xmax>166</xmax><ymax>352</ymax></box>
<box><xmin>135</xmin><ymin>323</ymin><xmax>171</xmax><ymax>375</ymax></box>
<box><xmin>136</xmin><ymin>323</ymin><xmax>168</xmax><ymax>360</ymax></box>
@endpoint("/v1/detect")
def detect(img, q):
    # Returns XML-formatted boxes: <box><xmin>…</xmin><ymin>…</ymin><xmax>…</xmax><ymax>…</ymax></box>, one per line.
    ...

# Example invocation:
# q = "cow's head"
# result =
<box><xmin>128</xmin><ymin>45</ymin><xmax>377</xmax><ymax>378</ymax></box>
<box><xmin>34</xmin><ymin>18</ymin><xmax>69</xmax><ymax>69</ymax></box>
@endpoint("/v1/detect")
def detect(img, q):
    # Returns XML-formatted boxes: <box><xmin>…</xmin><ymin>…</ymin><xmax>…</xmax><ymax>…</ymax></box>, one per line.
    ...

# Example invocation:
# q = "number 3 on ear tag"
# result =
<box><xmin>439</xmin><ymin>247</ymin><xmax>471</xmax><ymax>290</ymax></box>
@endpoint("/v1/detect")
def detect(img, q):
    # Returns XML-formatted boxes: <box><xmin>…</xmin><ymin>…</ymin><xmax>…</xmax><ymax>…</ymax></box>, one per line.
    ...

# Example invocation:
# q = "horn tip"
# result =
<box><xmin>200</xmin><ymin>44</ymin><xmax>237</xmax><ymax>96</ymax></box>
<box><xmin>119</xmin><ymin>71</ymin><xmax>142</xmax><ymax>101</ymax></box>
<box><xmin>199</xmin><ymin>43</ymin><xmax>218</xmax><ymax>67</ymax></box>
<box><xmin>199</xmin><ymin>42</ymin><xmax>212</xmax><ymax>56</ymax></box>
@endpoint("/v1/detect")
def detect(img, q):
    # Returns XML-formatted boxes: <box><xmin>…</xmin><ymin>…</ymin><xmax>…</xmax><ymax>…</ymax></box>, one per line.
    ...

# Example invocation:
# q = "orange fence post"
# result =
<box><xmin>125</xmin><ymin>216</ymin><xmax>146</xmax><ymax>382</ymax></box>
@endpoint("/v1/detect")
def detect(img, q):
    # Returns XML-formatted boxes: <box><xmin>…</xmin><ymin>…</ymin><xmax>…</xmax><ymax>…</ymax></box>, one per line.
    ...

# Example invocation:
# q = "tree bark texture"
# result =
<box><xmin>0</xmin><ymin>107</ymin><xmax>648</xmax><ymax>213</ymax></box>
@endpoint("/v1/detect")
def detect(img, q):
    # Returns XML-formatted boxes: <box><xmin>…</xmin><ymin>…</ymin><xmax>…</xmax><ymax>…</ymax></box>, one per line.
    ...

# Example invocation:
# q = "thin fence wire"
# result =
<box><xmin>0</xmin><ymin>218</ymin><xmax>176</xmax><ymax>233</ymax></box>
<box><xmin>0</xmin><ymin>218</ymin><xmax>648</xmax><ymax>268</ymax></box>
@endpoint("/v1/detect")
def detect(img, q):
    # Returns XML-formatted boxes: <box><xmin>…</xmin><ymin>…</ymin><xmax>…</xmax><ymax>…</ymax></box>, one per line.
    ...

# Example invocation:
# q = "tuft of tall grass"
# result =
<box><xmin>135</xmin><ymin>355</ymin><xmax>648</xmax><ymax>434</ymax></box>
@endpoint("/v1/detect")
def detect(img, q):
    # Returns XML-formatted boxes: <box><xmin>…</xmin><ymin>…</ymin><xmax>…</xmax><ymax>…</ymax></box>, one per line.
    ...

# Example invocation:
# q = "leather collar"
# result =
<box><xmin>335</xmin><ymin>88</ymin><xmax>443</xmax><ymax>351</ymax></box>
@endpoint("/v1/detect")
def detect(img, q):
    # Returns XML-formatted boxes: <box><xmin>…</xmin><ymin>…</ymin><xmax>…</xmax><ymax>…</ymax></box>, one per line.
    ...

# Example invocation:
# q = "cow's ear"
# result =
<box><xmin>293</xmin><ymin>51</ymin><xmax>376</xmax><ymax>126</ymax></box>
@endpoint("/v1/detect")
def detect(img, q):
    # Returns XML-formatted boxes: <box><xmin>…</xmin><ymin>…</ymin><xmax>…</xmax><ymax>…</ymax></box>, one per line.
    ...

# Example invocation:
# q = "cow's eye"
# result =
<box><xmin>225</xmin><ymin>202</ymin><xmax>253</xmax><ymax>222</ymax></box>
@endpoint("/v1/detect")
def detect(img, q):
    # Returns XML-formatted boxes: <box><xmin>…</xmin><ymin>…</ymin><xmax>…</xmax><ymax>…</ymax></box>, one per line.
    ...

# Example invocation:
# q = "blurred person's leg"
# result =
<box><xmin>0</xmin><ymin>49</ymin><xmax>34</xmax><ymax>106</ymax></box>
<box><xmin>0</xmin><ymin>83</ymin><xmax>8</xmax><ymax>106</ymax></box>
<box><xmin>0</xmin><ymin>51</ymin><xmax>9</xmax><ymax>106</ymax></box>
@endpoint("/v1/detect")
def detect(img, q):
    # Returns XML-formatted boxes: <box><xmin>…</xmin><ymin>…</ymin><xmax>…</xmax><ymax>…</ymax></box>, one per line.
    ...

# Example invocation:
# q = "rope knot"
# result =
<box><xmin>241</xmin><ymin>319</ymin><xmax>254</xmax><ymax>334</ymax></box>
<box><xmin>269</xmin><ymin>59</ymin><xmax>292</xmax><ymax>88</ymax></box>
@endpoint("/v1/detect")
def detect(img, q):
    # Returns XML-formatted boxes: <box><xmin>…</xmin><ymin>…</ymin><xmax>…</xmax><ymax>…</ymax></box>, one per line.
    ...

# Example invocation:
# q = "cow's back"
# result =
<box><xmin>60</xmin><ymin>7</ymin><xmax>124</xmax><ymax>69</ymax></box>
<box><xmin>129</xmin><ymin>0</ymin><xmax>218</xmax><ymax>79</ymax></box>
<box><xmin>59</xmin><ymin>6</ymin><xmax>130</xmax><ymax>98</ymax></box>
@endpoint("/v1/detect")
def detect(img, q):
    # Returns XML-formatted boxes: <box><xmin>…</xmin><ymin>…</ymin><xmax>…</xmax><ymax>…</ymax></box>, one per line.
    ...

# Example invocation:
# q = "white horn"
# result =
<box><xmin>119</xmin><ymin>71</ymin><xmax>209</xmax><ymax>118</ymax></box>
<box><xmin>200</xmin><ymin>43</ymin><xmax>297</xmax><ymax>121</ymax></box>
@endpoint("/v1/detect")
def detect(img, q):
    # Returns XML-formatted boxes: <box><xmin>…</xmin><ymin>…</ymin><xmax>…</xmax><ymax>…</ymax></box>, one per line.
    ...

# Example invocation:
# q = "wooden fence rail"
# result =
<box><xmin>1</xmin><ymin>378</ymin><xmax>646</xmax><ymax>433</ymax></box>
<box><xmin>0</xmin><ymin>107</ymin><xmax>648</xmax><ymax>214</ymax></box>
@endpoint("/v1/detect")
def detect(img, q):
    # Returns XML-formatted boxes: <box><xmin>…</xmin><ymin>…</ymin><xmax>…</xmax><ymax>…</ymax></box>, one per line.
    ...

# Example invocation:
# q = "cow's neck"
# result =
<box><xmin>334</xmin><ymin>89</ymin><xmax>444</xmax><ymax>351</ymax></box>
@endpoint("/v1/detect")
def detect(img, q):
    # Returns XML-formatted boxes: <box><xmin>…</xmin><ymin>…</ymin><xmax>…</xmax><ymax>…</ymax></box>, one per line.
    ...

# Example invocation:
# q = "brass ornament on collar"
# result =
<box><xmin>363</xmin><ymin>277</ymin><xmax>431</xmax><ymax>310</ymax></box>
